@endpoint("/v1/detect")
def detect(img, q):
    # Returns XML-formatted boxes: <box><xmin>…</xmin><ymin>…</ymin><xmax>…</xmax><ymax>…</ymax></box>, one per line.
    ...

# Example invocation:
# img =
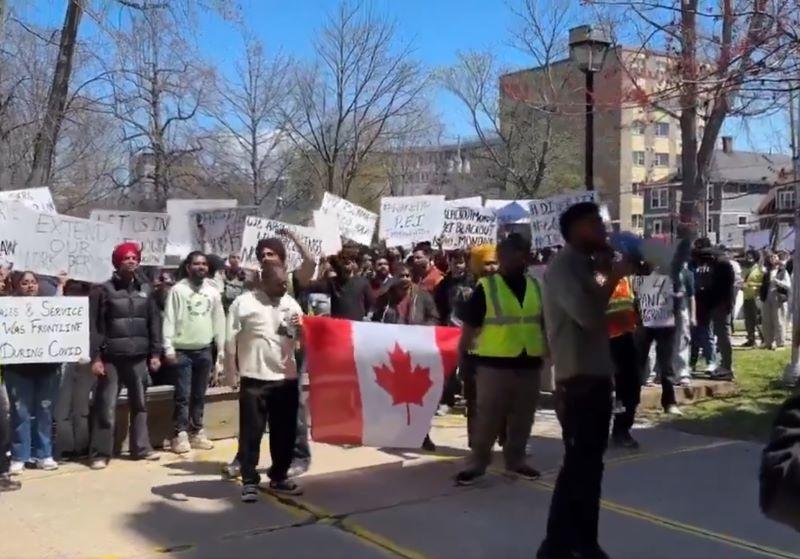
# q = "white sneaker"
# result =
<box><xmin>704</xmin><ymin>363</ymin><xmax>718</xmax><ymax>374</ymax></box>
<box><xmin>436</xmin><ymin>404</ymin><xmax>451</xmax><ymax>417</ymax></box>
<box><xmin>9</xmin><ymin>461</ymin><xmax>24</xmax><ymax>475</ymax></box>
<box><xmin>37</xmin><ymin>457</ymin><xmax>58</xmax><ymax>471</ymax></box>
<box><xmin>680</xmin><ymin>377</ymin><xmax>692</xmax><ymax>388</ymax></box>
<box><xmin>189</xmin><ymin>430</ymin><xmax>214</xmax><ymax>450</ymax></box>
<box><xmin>171</xmin><ymin>431</ymin><xmax>191</xmax><ymax>454</ymax></box>
<box><xmin>665</xmin><ymin>405</ymin><xmax>684</xmax><ymax>416</ymax></box>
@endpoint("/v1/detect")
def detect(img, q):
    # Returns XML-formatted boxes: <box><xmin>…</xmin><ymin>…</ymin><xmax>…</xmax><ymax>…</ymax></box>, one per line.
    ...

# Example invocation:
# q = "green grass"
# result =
<box><xmin>664</xmin><ymin>347</ymin><xmax>795</xmax><ymax>442</ymax></box>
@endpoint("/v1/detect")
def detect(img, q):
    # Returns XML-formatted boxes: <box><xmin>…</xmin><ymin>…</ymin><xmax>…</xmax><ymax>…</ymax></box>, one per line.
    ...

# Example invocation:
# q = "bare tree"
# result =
<box><xmin>203</xmin><ymin>35</ymin><xmax>302</xmax><ymax>215</ymax></box>
<box><xmin>437</xmin><ymin>0</ymin><xmax>583</xmax><ymax>198</ymax></box>
<box><xmin>589</xmin><ymin>0</ymin><xmax>800</xmax><ymax>230</ymax></box>
<box><xmin>100</xmin><ymin>3</ymin><xmax>213</xmax><ymax>207</ymax></box>
<box><xmin>285</xmin><ymin>1</ymin><xmax>426</xmax><ymax>200</ymax></box>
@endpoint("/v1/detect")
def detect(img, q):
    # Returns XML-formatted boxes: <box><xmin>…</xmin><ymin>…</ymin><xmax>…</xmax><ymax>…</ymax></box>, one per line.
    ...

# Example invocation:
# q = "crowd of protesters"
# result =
<box><xmin>0</xmin><ymin>202</ymin><xmax>795</xmax><ymax>558</ymax></box>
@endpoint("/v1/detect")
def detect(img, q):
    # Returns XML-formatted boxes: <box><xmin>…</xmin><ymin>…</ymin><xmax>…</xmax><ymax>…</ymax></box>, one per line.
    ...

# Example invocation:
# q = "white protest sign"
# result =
<box><xmin>438</xmin><ymin>206</ymin><xmax>497</xmax><ymax>250</ymax></box>
<box><xmin>0</xmin><ymin>187</ymin><xmax>57</xmax><ymax>214</ymax></box>
<box><xmin>379</xmin><ymin>195</ymin><xmax>446</xmax><ymax>247</ymax></box>
<box><xmin>0</xmin><ymin>296</ymin><xmax>89</xmax><ymax>364</ymax></box>
<box><xmin>632</xmin><ymin>274</ymin><xmax>675</xmax><ymax>328</ymax></box>
<box><xmin>166</xmin><ymin>199</ymin><xmax>237</xmax><ymax>257</ymax></box>
<box><xmin>22</xmin><ymin>213</ymin><xmax>118</xmax><ymax>282</ymax></box>
<box><xmin>191</xmin><ymin>207</ymin><xmax>258</xmax><ymax>256</ymax></box>
<box><xmin>447</xmin><ymin>196</ymin><xmax>483</xmax><ymax>208</ymax></box>
<box><xmin>90</xmin><ymin>210</ymin><xmax>169</xmax><ymax>266</ymax></box>
<box><xmin>0</xmin><ymin>200</ymin><xmax>38</xmax><ymax>263</ymax></box>
<box><xmin>529</xmin><ymin>191</ymin><xmax>598</xmax><ymax>249</ymax></box>
<box><xmin>319</xmin><ymin>192</ymin><xmax>377</xmax><ymax>246</ymax></box>
<box><xmin>240</xmin><ymin>216</ymin><xmax>324</xmax><ymax>272</ymax></box>
<box><xmin>313</xmin><ymin>210</ymin><xmax>343</xmax><ymax>256</ymax></box>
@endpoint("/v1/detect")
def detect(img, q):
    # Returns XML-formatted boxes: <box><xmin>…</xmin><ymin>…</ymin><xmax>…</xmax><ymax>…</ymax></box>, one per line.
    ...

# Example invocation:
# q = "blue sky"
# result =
<box><xmin>19</xmin><ymin>0</ymin><xmax>792</xmax><ymax>153</ymax></box>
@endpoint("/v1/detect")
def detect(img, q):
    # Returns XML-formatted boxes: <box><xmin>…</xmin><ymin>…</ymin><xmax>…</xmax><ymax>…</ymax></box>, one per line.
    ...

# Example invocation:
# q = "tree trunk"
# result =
<box><xmin>678</xmin><ymin>0</ymin><xmax>700</xmax><ymax>232</ymax></box>
<box><xmin>26</xmin><ymin>0</ymin><xmax>83</xmax><ymax>188</ymax></box>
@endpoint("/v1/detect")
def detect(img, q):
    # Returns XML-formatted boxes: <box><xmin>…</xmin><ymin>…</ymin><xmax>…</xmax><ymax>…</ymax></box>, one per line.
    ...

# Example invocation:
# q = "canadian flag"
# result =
<box><xmin>302</xmin><ymin>317</ymin><xmax>460</xmax><ymax>448</ymax></box>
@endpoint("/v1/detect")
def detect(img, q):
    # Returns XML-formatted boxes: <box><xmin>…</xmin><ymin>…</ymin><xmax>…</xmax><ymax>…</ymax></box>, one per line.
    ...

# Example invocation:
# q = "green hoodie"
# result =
<box><xmin>163</xmin><ymin>279</ymin><xmax>225</xmax><ymax>356</ymax></box>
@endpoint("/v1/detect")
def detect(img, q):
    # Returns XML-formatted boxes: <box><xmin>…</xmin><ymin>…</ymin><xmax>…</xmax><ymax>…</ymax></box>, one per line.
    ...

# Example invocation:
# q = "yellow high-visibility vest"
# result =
<box><xmin>473</xmin><ymin>274</ymin><xmax>545</xmax><ymax>358</ymax></box>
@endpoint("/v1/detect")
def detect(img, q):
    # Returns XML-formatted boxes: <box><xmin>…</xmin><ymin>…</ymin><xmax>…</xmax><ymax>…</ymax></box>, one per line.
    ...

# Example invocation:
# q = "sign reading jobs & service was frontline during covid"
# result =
<box><xmin>0</xmin><ymin>297</ymin><xmax>90</xmax><ymax>365</ymax></box>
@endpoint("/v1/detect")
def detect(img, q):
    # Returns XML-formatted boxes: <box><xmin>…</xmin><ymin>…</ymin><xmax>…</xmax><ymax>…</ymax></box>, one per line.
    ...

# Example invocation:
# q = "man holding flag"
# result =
<box><xmin>454</xmin><ymin>233</ymin><xmax>547</xmax><ymax>486</ymax></box>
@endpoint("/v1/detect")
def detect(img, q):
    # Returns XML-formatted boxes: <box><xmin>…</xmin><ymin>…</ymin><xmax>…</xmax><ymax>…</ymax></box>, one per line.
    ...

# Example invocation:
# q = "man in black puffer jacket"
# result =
<box><xmin>88</xmin><ymin>242</ymin><xmax>162</xmax><ymax>469</ymax></box>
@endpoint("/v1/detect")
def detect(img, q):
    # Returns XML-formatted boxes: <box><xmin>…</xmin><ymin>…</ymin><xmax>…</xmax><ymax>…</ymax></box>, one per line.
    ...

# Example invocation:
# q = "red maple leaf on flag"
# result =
<box><xmin>373</xmin><ymin>343</ymin><xmax>433</xmax><ymax>426</ymax></box>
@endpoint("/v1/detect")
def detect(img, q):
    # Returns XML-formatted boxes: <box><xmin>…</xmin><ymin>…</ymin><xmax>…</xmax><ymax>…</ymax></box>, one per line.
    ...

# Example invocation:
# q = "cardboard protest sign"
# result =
<box><xmin>0</xmin><ymin>187</ymin><xmax>57</xmax><ymax>214</ymax></box>
<box><xmin>13</xmin><ymin>212</ymin><xmax>119</xmax><ymax>283</ymax></box>
<box><xmin>319</xmin><ymin>192</ymin><xmax>377</xmax><ymax>246</ymax></box>
<box><xmin>191</xmin><ymin>207</ymin><xmax>258</xmax><ymax>256</ymax></box>
<box><xmin>0</xmin><ymin>200</ymin><xmax>37</xmax><ymax>263</ymax></box>
<box><xmin>379</xmin><ymin>195</ymin><xmax>445</xmax><ymax>247</ymax></box>
<box><xmin>0</xmin><ymin>296</ymin><xmax>89</xmax><ymax>364</ymax></box>
<box><xmin>240</xmin><ymin>216</ymin><xmax>324</xmax><ymax>272</ymax></box>
<box><xmin>446</xmin><ymin>196</ymin><xmax>483</xmax><ymax>208</ymax></box>
<box><xmin>313</xmin><ymin>210</ymin><xmax>343</xmax><ymax>256</ymax></box>
<box><xmin>632</xmin><ymin>273</ymin><xmax>675</xmax><ymax>328</ymax></box>
<box><xmin>90</xmin><ymin>210</ymin><xmax>169</xmax><ymax>266</ymax></box>
<box><xmin>528</xmin><ymin>191</ymin><xmax>597</xmax><ymax>249</ymax></box>
<box><xmin>166</xmin><ymin>199</ymin><xmax>237</xmax><ymax>257</ymax></box>
<box><xmin>438</xmin><ymin>206</ymin><xmax>497</xmax><ymax>250</ymax></box>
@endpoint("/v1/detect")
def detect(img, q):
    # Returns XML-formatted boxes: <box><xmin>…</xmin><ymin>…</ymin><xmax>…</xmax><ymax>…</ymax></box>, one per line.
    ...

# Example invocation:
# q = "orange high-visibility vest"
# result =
<box><xmin>607</xmin><ymin>277</ymin><xmax>638</xmax><ymax>339</ymax></box>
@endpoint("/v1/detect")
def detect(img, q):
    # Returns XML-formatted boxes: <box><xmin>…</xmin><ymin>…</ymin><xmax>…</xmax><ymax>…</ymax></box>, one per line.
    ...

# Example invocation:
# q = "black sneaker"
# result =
<box><xmin>0</xmin><ymin>474</ymin><xmax>21</xmax><ymax>492</ymax></box>
<box><xmin>507</xmin><ymin>464</ymin><xmax>541</xmax><ymax>480</ymax></box>
<box><xmin>287</xmin><ymin>461</ymin><xmax>309</xmax><ymax>478</ymax></box>
<box><xmin>421</xmin><ymin>435</ymin><xmax>436</xmax><ymax>452</ymax></box>
<box><xmin>455</xmin><ymin>469</ymin><xmax>485</xmax><ymax>486</ymax></box>
<box><xmin>268</xmin><ymin>479</ymin><xmax>304</xmax><ymax>496</ymax></box>
<box><xmin>611</xmin><ymin>432</ymin><xmax>640</xmax><ymax>450</ymax></box>
<box><xmin>241</xmin><ymin>484</ymin><xmax>259</xmax><ymax>503</ymax></box>
<box><xmin>709</xmin><ymin>368</ymin><xmax>735</xmax><ymax>381</ymax></box>
<box><xmin>222</xmin><ymin>459</ymin><xmax>241</xmax><ymax>479</ymax></box>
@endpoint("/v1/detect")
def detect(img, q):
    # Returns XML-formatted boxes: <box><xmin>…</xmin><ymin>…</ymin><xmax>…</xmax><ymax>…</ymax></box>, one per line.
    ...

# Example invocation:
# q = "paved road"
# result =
<box><xmin>1</xmin><ymin>414</ymin><xmax>797</xmax><ymax>559</ymax></box>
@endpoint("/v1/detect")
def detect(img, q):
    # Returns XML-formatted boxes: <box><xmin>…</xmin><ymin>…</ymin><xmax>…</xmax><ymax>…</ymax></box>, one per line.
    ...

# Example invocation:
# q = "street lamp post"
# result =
<box><xmin>569</xmin><ymin>25</ymin><xmax>612</xmax><ymax>192</ymax></box>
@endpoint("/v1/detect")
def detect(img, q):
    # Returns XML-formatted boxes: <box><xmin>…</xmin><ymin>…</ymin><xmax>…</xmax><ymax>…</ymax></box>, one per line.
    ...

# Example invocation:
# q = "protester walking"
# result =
<box><xmin>227</xmin><ymin>264</ymin><xmax>305</xmax><ymax>501</ymax></box>
<box><xmin>538</xmin><ymin>202</ymin><xmax>633</xmax><ymax>559</ymax></box>
<box><xmin>163</xmin><ymin>251</ymin><xmax>225</xmax><ymax>454</ymax></box>
<box><xmin>455</xmin><ymin>233</ymin><xmax>546</xmax><ymax>486</ymax></box>
<box><xmin>88</xmin><ymin>244</ymin><xmax>162</xmax><ymax>469</ymax></box>
<box><xmin>762</xmin><ymin>252</ymin><xmax>791</xmax><ymax>350</ymax></box>
<box><xmin>606</xmin><ymin>275</ymin><xmax>641</xmax><ymax>448</ymax></box>
<box><xmin>5</xmin><ymin>271</ymin><xmax>68</xmax><ymax>474</ymax></box>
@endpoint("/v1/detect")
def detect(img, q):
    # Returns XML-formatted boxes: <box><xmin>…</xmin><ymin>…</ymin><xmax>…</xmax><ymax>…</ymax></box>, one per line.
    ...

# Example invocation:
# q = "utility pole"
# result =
<box><xmin>783</xmin><ymin>84</ymin><xmax>800</xmax><ymax>386</ymax></box>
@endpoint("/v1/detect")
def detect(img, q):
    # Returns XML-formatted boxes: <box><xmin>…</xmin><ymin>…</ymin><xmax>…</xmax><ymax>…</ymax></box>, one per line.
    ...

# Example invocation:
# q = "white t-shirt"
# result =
<box><xmin>633</xmin><ymin>273</ymin><xmax>676</xmax><ymax>328</ymax></box>
<box><xmin>226</xmin><ymin>290</ymin><xmax>303</xmax><ymax>382</ymax></box>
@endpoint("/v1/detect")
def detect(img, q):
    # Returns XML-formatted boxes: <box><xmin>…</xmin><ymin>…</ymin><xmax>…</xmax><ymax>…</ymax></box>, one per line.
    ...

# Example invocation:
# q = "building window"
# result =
<box><xmin>738</xmin><ymin>184</ymin><xmax>748</xmax><ymax>194</ymax></box>
<box><xmin>631</xmin><ymin>121</ymin><xmax>646</xmax><ymax>135</ymax></box>
<box><xmin>632</xmin><ymin>214</ymin><xmax>644</xmax><ymax>229</ymax></box>
<box><xmin>654</xmin><ymin>152</ymin><xmax>670</xmax><ymax>167</ymax></box>
<box><xmin>778</xmin><ymin>189</ymin><xmax>795</xmax><ymax>210</ymax></box>
<box><xmin>632</xmin><ymin>182</ymin><xmax>642</xmax><ymax>195</ymax></box>
<box><xmin>652</xmin><ymin>219</ymin><xmax>663</xmax><ymax>235</ymax></box>
<box><xmin>708</xmin><ymin>218</ymin><xmax>714</xmax><ymax>233</ymax></box>
<box><xmin>655</xmin><ymin>122</ymin><xmax>669</xmax><ymax>137</ymax></box>
<box><xmin>650</xmin><ymin>187</ymin><xmax>669</xmax><ymax>210</ymax></box>
<box><xmin>633</xmin><ymin>151</ymin><xmax>646</xmax><ymax>166</ymax></box>
<box><xmin>738</xmin><ymin>215</ymin><xmax>748</xmax><ymax>227</ymax></box>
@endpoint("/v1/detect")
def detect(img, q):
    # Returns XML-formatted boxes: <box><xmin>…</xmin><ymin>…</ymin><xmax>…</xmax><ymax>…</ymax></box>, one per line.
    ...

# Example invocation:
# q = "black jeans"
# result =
<box><xmin>173</xmin><ymin>347</ymin><xmax>213</xmax><ymax>435</ymax></box>
<box><xmin>54</xmin><ymin>362</ymin><xmax>96</xmax><ymax>459</ymax></box>
<box><xmin>0</xmin><ymin>382</ymin><xmax>10</xmax><ymax>474</ymax></box>
<box><xmin>610</xmin><ymin>333</ymin><xmax>640</xmax><ymax>437</ymax></box>
<box><xmin>90</xmin><ymin>358</ymin><xmax>152</xmax><ymax>459</ymax></box>
<box><xmin>541</xmin><ymin>377</ymin><xmax>612</xmax><ymax>555</ymax></box>
<box><xmin>239</xmin><ymin>377</ymin><xmax>299</xmax><ymax>486</ymax></box>
<box><xmin>638</xmin><ymin>327</ymin><xmax>677</xmax><ymax>410</ymax></box>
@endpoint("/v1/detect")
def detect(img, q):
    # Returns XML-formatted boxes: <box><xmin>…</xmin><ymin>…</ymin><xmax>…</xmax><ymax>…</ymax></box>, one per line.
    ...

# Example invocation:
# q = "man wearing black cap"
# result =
<box><xmin>538</xmin><ymin>202</ymin><xmax>633</xmax><ymax>559</ymax></box>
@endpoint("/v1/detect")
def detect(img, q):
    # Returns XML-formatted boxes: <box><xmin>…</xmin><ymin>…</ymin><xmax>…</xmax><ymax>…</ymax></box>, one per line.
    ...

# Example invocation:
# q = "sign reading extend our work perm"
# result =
<box><xmin>0</xmin><ymin>297</ymin><xmax>90</xmax><ymax>365</ymax></box>
<box><xmin>90</xmin><ymin>210</ymin><xmax>170</xmax><ymax>266</ymax></box>
<box><xmin>529</xmin><ymin>191</ymin><xmax>598</xmax><ymax>249</ymax></box>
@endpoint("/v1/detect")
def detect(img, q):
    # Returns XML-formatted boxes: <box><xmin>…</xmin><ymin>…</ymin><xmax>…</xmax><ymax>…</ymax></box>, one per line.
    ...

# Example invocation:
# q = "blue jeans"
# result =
<box><xmin>5</xmin><ymin>367</ymin><xmax>60</xmax><ymax>462</ymax></box>
<box><xmin>0</xmin><ymin>382</ymin><xmax>10</xmax><ymax>473</ymax></box>
<box><xmin>173</xmin><ymin>348</ymin><xmax>213</xmax><ymax>435</ymax></box>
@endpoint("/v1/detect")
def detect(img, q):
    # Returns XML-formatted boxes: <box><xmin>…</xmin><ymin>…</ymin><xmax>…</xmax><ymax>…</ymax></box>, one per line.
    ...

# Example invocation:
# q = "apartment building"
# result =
<box><xmin>499</xmin><ymin>45</ymin><xmax>685</xmax><ymax>233</ymax></box>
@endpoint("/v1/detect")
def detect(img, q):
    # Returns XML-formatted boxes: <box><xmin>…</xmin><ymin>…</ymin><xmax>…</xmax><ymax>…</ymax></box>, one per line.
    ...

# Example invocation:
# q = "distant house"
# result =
<box><xmin>642</xmin><ymin>138</ymin><xmax>791</xmax><ymax>247</ymax></box>
<box><xmin>756</xmin><ymin>168</ymin><xmax>797</xmax><ymax>240</ymax></box>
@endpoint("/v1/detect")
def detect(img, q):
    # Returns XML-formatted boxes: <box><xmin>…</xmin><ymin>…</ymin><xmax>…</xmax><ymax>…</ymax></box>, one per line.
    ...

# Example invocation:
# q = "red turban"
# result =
<box><xmin>112</xmin><ymin>242</ymin><xmax>142</xmax><ymax>269</ymax></box>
